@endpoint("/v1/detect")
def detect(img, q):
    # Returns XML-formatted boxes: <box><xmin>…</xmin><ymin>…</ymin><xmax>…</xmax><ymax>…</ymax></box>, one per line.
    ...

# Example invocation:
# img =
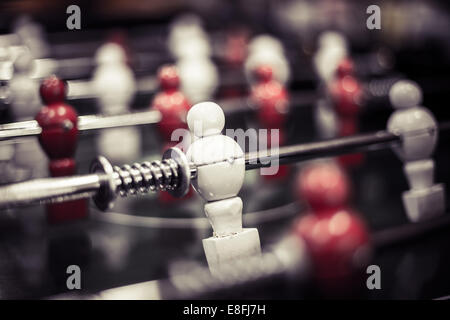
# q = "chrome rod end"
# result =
<box><xmin>163</xmin><ymin>147</ymin><xmax>191</xmax><ymax>198</ymax></box>
<box><xmin>90</xmin><ymin>156</ymin><xmax>117</xmax><ymax>211</ymax></box>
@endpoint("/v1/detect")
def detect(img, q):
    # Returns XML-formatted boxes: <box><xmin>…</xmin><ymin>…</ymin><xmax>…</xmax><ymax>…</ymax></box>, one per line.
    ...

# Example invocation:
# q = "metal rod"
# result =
<box><xmin>0</xmin><ymin>122</ymin><xmax>42</xmax><ymax>140</ymax></box>
<box><xmin>0</xmin><ymin>110</ymin><xmax>162</xmax><ymax>140</ymax></box>
<box><xmin>0</xmin><ymin>89</ymin><xmax>316</xmax><ymax>141</ymax></box>
<box><xmin>0</xmin><ymin>148</ymin><xmax>191</xmax><ymax>211</ymax></box>
<box><xmin>77</xmin><ymin>110</ymin><xmax>161</xmax><ymax>131</ymax></box>
<box><xmin>66</xmin><ymin>76</ymin><xmax>158</xmax><ymax>100</ymax></box>
<box><xmin>245</xmin><ymin>130</ymin><xmax>399</xmax><ymax>170</ymax></box>
<box><xmin>0</xmin><ymin>174</ymin><xmax>103</xmax><ymax>209</ymax></box>
<box><xmin>1</xmin><ymin>121</ymin><xmax>449</xmax><ymax>211</ymax></box>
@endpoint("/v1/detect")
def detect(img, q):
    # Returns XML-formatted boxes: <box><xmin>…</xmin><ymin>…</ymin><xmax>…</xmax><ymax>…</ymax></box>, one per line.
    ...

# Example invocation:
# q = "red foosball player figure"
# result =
<box><xmin>35</xmin><ymin>76</ymin><xmax>88</xmax><ymax>223</ymax></box>
<box><xmin>222</xmin><ymin>29</ymin><xmax>249</xmax><ymax>98</ymax></box>
<box><xmin>224</xmin><ymin>29</ymin><xmax>248</xmax><ymax>68</ymax></box>
<box><xmin>330</xmin><ymin>58</ymin><xmax>364</xmax><ymax>167</ymax></box>
<box><xmin>251</xmin><ymin>64</ymin><xmax>290</xmax><ymax>181</ymax></box>
<box><xmin>293</xmin><ymin>161</ymin><xmax>371</xmax><ymax>295</ymax></box>
<box><xmin>150</xmin><ymin>65</ymin><xmax>193</xmax><ymax>203</ymax></box>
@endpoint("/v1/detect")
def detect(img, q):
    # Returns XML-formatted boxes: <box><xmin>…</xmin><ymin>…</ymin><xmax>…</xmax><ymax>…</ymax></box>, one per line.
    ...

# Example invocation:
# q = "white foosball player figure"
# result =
<box><xmin>13</xmin><ymin>15</ymin><xmax>50</xmax><ymax>60</ymax></box>
<box><xmin>244</xmin><ymin>34</ymin><xmax>290</xmax><ymax>86</ymax></box>
<box><xmin>186</xmin><ymin>102</ymin><xmax>261</xmax><ymax>276</ymax></box>
<box><xmin>93</xmin><ymin>42</ymin><xmax>136</xmax><ymax>114</ymax></box>
<box><xmin>169</xmin><ymin>14</ymin><xmax>218</xmax><ymax>104</ymax></box>
<box><xmin>314</xmin><ymin>31</ymin><xmax>348</xmax><ymax>85</ymax></box>
<box><xmin>387</xmin><ymin>80</ymin><xmax>445</xmax><ymax>222</ymax></box>
<box><xmin>313</xmin><ymin>31</ymin><xmax>348</xmax><ymax>139</ymax></box>
<box><xmin>93</xmin><ymin>42</ymin><xmax>141</xmax><ymax>164</ymax></box>
<box><xmin>5</xmin><ymin>49</ymin><xmax>47</xmax><ymax>182</ymax></box>
<box><xmin>8</xmin><ymin>50</ymin><xmax>40</xmax><ymax>120</ymax></box>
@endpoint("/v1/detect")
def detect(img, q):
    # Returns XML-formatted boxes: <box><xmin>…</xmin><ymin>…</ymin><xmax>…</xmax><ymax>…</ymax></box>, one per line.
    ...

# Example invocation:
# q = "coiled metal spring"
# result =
<box><xmin>112</xmin><ymin>159</ymin><xmax>180</xmax><ymax>197</ymax></box>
